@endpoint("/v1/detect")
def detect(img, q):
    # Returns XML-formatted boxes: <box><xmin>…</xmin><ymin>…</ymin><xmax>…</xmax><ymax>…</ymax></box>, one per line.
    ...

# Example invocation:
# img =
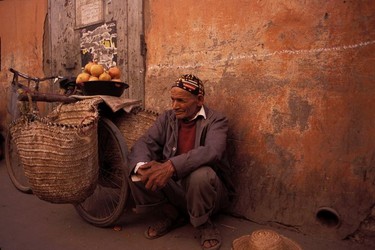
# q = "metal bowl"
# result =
<box><xmin>80</xmin><ymin>80</ymin><xmax>129</xmax><ymax>97</ymax></box>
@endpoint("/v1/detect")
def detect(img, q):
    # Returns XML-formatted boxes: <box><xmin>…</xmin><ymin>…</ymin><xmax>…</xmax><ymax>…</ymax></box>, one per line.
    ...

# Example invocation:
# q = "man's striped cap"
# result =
<box><xmin>172</xmin><ymin>74</ymin><xmax>205</xmax><ymax>96</ymax></box>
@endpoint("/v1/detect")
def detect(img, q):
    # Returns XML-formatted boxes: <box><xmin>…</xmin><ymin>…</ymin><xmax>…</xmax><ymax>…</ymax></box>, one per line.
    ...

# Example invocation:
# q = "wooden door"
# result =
<box><xmin>46</xmin><ymin>0</ymin><xmax>145</xmax><ymax>102</ymax></box>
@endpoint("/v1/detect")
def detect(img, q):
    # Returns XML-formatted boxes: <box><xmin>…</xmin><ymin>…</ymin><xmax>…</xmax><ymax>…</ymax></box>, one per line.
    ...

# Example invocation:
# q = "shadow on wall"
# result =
<box><xmin>0</xmin><ymin>124</ymin><xmax>4</xmax><ymax>161</ymax></box>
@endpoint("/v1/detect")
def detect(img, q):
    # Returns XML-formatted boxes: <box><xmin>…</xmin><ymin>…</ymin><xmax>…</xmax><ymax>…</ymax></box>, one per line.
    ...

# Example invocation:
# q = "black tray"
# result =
<box><xmin>80</xmin><ymin>80</ymin><xmax>129</xmax><ymax>97</ymax></box>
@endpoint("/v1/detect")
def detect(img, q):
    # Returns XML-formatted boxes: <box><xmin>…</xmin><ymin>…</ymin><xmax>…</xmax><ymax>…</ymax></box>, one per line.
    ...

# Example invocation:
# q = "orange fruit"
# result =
<box><xmin>108</xmin><ymin>66</ymin><xmax>121</xmax><ymax>79</ymax></box>
<box><xmin>84</xmin><ymin>62</ymin><xmax>95</xmax><ymax>74</ymax></box>
<box><xmin>76</xmin><ymin>72</ymin><xmax>90</xmax><ymax>84</ymax></box>
<box><xmin>90</xmin><ymin>64</ymin><xmax>105</xmax><ymax>77</ymax></box>
<box><xmin>89</xmin><ymin>76</ymin><xmax>99</xmax><ymax>81</ymax></box>
<box><xmin>99</xmin><ymin>72</ymin><xmax>111</xmax><ymax>81</ymax></box>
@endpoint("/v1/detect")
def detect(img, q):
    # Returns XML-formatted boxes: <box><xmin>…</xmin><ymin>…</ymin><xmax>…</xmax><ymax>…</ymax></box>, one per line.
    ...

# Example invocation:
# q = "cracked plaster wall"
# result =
<box><xmin>0</xmin><ymin>0</ymin><xmax>374</xmax><ymax>245</ymax></box>
<box><xmin>143</xmin><ymin>0</ymin><xmax>375</xmax><ymax>243</ymax></box>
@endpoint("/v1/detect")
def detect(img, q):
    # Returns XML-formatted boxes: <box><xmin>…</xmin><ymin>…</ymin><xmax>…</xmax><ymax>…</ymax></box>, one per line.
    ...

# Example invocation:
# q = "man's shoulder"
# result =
<box><xmin>157</xmin><ymin>109</ymin><xmax>176</xmax><ymax>122</ymax></box>
<box><xmin>159</xmin><ymin>109</ymin><xmax>175</xmax><ymax>117</ymax></box>
<box><xmin>204</xmin><ymin>106</ymin><xmax>227</xmax><ymax>120</ymax></box>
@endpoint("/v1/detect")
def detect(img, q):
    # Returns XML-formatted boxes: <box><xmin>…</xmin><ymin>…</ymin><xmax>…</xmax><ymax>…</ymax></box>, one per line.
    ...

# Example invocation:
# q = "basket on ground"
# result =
<box><xmin>9</xmin><ymin>98</ymin><xmax>101</xmax><ymax>204</ymax></box>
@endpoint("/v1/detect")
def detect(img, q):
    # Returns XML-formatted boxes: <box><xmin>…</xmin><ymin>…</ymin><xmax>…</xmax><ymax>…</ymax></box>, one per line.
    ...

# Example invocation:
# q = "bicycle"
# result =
<box><xmin>5</xmin><ymin>68</ymin><xmax>132</xmax><ymax>227</ymax></box>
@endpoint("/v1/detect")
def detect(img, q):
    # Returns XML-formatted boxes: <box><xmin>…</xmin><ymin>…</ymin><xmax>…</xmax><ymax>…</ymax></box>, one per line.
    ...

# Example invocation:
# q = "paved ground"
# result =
<box><xmin>0</xmin><ymin>159</ymin><xmax>372</xmax><ymax>250</ymax></box>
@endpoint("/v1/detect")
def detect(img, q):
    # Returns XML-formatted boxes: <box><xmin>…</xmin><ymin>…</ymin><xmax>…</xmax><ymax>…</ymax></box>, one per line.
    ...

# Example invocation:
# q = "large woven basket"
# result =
<box><xmin>10</xmin><ymin>98</ymin><xmax>101</xmax><ymax>204</ymax></box>
<box><xmin>113</xmin><ymin>108</ymin><xmax>159</xmax><ymax>150</ymax></box>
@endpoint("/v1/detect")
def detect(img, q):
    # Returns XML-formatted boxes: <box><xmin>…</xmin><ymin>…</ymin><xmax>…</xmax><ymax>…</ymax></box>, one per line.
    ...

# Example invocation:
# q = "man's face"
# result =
<box><xmin>170</xmin><ymin>87</ymin><xmax>204</xmax><ymax>120</ymax></box>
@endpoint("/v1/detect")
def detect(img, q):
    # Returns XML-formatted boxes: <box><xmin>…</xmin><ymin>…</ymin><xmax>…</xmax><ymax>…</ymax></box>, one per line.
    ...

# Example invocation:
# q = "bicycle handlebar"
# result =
<box><xmin>9</xmin><ymin>68</ymin><xmax>77</xmax><ymax>103</ymax></box>
<box><xmin>9</xmin><ymin>68</ymin><xmax>64</xmax><ymax>82</ymax></box>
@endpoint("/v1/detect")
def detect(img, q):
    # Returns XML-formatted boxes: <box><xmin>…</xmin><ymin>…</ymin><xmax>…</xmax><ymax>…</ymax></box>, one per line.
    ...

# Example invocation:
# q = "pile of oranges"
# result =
<box><xmin>76</xmin><ymin>62</ymin><xmax>121</xmax><ymax>85</ymax></box>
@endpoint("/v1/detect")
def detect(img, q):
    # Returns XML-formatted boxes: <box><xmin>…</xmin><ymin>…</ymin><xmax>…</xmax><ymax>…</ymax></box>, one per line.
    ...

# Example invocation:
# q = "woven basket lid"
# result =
<box><xmin>232</xmin><ymin>229</ymin><xmax>302</xmax><ymax>250</ymax></box>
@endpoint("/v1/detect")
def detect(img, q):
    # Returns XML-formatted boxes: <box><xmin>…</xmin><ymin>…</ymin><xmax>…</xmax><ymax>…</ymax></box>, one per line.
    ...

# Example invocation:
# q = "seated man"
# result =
<box><xmin>128</xmin><ymin>74</ymin><xmax>233</xmax><ymax>250</ymax></box>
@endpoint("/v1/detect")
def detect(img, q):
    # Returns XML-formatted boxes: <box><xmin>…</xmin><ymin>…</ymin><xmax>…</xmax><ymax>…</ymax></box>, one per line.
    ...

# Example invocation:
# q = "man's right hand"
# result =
<box><xmin>137</xmin><ymin>160</ymin><xmax>175</xmax><ymax>191</ymax></box>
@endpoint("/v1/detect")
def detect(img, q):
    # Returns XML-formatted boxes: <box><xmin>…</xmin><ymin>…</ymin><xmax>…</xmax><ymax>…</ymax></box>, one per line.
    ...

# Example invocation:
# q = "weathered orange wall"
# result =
<box><xmin>144</xmin><ymin>0</ymin><xmax>375</xmax><ymax>241</ymax></box>
<box><xmin>0</xmin><ymin>0</ymin><xmax>373</xmax><ymax>244</ymax></box>
<box><xmin>0</xmin><ymin>0</ymin><xmax>47</xmax><ymax>128</ymax></box>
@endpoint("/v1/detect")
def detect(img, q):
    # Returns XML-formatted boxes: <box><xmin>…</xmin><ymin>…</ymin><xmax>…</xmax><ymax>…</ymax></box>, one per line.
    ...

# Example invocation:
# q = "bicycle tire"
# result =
<box><xmin>5</xmin><ymin>131</ymin><xmax>33</xmax><ymax>194</ymax></box>
<box><xmin>74</xmin><ymin>117</ymin><xmax>130</xmax><ymax>227</ymax></box>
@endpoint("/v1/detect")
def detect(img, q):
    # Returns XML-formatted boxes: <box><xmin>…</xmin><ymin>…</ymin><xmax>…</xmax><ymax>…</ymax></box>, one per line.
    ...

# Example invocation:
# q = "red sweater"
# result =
<box><xmin>177</xmin><ymin>119</ymin><xmax>196</xmax><ymax>155</ymax></box>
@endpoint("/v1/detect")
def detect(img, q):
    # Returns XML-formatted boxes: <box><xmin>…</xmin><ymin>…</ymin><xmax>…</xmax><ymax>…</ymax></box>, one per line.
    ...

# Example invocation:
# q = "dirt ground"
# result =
<box><xmin>0</xmin><ymin>159</ymin><xmax>372</xmax><ymax>250</ymax></box>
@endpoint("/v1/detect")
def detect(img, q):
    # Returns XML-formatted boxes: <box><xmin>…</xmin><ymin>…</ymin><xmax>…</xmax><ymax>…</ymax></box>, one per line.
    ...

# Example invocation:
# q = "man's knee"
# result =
<box><xmin>184</xmin><ymin>166</ymin><xmax>226</xmax><ymax>224</ymax></box>
<box><xmin>185</xmin><ymin>166</ymin><xmax>218</xmax><ymax>191</ymax></box>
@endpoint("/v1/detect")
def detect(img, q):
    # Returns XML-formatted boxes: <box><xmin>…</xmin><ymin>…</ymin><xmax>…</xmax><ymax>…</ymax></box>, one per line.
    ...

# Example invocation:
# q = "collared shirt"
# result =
<box><xmin>191</xmin><ymin>106</ymin><xmax>206</xmax><ymax>120</ymax></box>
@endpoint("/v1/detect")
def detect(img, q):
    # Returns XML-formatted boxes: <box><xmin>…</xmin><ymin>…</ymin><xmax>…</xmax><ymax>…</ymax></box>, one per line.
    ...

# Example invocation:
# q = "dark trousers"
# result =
<box><xmin>129</xmin><ymin>166</ymin><xmax>229</xmax><ymax>227</ymax></box>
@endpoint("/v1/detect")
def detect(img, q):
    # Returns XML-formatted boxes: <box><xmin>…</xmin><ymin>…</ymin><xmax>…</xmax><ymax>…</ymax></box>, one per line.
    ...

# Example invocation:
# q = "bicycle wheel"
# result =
<box><xmin>74</xmin><ymin>117</ymin><xmax>130</xmax><ymax>227</ymax></box>
<box><xmin>5</xmin><ymin>130</ymin><xmax>33</xmax><ymax>194</ymax></box>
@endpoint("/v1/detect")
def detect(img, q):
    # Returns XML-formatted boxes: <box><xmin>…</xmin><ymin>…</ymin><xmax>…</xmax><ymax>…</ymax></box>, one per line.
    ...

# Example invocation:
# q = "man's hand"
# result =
<box><xmin>137</xmin><ymin>160</ymin><xmax>175</xmax><ymax>192</ymax></box>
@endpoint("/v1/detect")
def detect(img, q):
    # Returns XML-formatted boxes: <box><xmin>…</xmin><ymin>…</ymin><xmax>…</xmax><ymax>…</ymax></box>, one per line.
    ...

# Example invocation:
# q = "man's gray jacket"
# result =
<box><xmin>128</xmin><ymin>105</ymin><xmax>233</xmax><ymax>191</ymax></box>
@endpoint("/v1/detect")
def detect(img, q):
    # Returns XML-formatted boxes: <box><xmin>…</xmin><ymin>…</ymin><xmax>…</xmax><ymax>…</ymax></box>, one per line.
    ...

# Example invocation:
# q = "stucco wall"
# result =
<box><xmin>0</xmin><ymin>0</ymin><xmax>374</xmax><ymax>244</ymax></box>
<box><xmin>0</xmin><ymin>0</ymin><xmax>47</xmax><ymax>128</ymax></box>
<box><xmin>143</xmin><ymin>0</ymin><xmax>375</xmax><ymax>241</ymax></box>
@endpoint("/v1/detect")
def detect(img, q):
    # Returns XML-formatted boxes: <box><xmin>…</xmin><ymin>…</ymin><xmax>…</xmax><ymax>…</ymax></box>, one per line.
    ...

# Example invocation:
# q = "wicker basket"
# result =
<box><xmin>113</xmin><ymin>108</ymin><xmax>159</xmax><ymax>150</ymax></box>
<box><xmin>9</xmin><ymin>98</ymin><xmax>101</xmax><ymax>204</ymax></box>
